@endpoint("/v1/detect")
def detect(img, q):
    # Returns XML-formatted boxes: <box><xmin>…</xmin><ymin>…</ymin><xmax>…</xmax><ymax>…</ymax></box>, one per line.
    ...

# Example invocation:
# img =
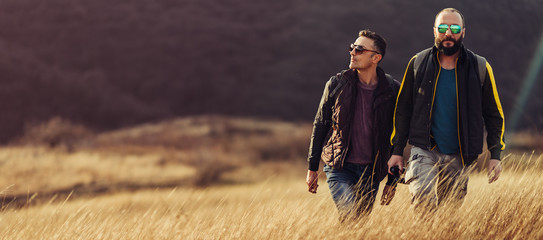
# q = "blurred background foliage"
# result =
<box><xmin>0</xmin><ymin>0</ymin><xmax>542</xmax><ymax>142</ymax></box>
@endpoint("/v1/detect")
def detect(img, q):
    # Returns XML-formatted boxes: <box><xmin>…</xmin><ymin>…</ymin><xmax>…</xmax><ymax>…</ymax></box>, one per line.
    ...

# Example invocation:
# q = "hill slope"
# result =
<box><xmin>0</xmin><ymin>0</ymin><xmax>542</xmax><ymax>141</ymax></box>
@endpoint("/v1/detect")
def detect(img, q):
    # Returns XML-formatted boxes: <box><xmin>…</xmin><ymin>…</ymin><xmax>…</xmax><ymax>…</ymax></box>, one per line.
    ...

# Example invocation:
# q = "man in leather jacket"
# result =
<box><xmin>306</xmin><ymin>29</ymin><xmax>400</xmax><ymax>221</ymax></box>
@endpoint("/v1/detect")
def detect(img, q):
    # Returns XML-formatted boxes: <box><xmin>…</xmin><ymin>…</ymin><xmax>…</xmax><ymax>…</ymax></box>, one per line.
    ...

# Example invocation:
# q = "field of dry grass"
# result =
<box><xmin>0</xmin><ymin>116</ymin><xmax>542</xmax><ymax>239</ymax></box>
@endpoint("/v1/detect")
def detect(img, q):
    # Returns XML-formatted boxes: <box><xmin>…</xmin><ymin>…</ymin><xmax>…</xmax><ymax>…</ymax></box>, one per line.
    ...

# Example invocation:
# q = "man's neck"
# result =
<box><xmin>356</xmin><ymin>68</ymin><xmax>378</xmax><ymax>86</ymax></box>
<box><xmin>439</xmin><ymin>51</ymin><xmax>460</xmax><ymax>70</ymax></box>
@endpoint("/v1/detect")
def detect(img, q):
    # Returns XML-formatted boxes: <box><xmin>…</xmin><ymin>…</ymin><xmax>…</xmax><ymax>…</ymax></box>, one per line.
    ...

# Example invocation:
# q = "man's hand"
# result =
<box><xmin>380</xmin><ymin>184</ymin><xmax>396</xmax><ymax>205</ymax></box>
<box><xmin>306</xmin><ymin>170</ymin><xmax>319</xmax><ymax>194</ymax></box>
<box><xmin>488</xmin><ymin>159</ymin><xmax>502</xmax><ymax>183</ymax></box>
<box><xmin>387</xmin><ymin>155</ymin><xmax>404</xmax><ymax>175</ymax></box>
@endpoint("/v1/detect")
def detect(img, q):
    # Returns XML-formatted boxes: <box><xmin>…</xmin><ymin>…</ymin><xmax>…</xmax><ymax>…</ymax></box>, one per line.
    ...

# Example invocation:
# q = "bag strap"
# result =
<box><xmin>329</xmin><ymin>73</ymin><xmax>347</xmax><ymax>101</ymax></box>
<box><xmin>413</xmin><ymin>48</ymin><xmax>487</xmax><ymax>86</ymax></box>
<box><xmin>413</xmin><ymin>48</ymin><xmax>432</xmax><ymax>81</ymax></box>
<box><xmin>474</xmin><ymin>54</ymin><xmax>487</xmax><ymax>86</ymax></box>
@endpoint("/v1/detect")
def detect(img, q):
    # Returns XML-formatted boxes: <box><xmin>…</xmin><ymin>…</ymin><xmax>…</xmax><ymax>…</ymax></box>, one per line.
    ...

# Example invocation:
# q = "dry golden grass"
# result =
<box><xmin>0</xmin><ymin>166</ymin><xmax>542</xmax><ymax>239</ymax></box>
<box><xmin>0</xmin><ymin>116</ymin><xmax>542</xmax><ymax>239</ymax></box>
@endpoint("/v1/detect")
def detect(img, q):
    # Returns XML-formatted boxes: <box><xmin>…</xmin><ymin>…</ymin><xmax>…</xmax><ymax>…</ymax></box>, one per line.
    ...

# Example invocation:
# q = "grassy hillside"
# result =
<box><xmin>1</xmin><ymin>116</ymin><xmax>311</xmax><ymax>206</ymax></box>
<box><xmin>0</xmin><ymin>115</ymin><xmax>542</xmax><ymax>238</ymax></box>
<box><xmin>0</xmin><ymin>0</ymin><xmax>542</xmax><ymax>142</ymax></box>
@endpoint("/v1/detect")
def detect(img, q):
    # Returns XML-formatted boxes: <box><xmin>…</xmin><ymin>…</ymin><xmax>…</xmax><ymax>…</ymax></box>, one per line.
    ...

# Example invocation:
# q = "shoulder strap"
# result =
<box><xmin>474</xmin><ymin>54</ymin><xmax>487</xmax><ymax>86</ymax></box>
<box><xmin>329</xmin><ymin>73</ymin><xmax>347</xmax><ymax>101</ymax></box>
<box><xmin>414</xmin><ymin>48</ymin><xmax>487</xmax><ymax>86</ymax></box>
<box><xmin>413</xmin><ymin>48</ymin><xmax>432</xmax><ymax>80</ymax></box>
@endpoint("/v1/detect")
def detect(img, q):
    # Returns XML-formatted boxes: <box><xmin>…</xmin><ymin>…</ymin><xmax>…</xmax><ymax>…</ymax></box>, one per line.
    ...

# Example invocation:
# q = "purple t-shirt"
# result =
<box><xmin>346</xmin><ymin>80</ymin><xmax>376</xmax><ymax>165</ymax></box>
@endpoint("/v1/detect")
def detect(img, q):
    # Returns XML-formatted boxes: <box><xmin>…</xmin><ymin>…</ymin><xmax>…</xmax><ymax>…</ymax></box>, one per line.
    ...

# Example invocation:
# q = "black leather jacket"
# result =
<box><xmin>307</xmin><ymin>67</ymin><xmax>399</xmax><ymax>182</ymax></box>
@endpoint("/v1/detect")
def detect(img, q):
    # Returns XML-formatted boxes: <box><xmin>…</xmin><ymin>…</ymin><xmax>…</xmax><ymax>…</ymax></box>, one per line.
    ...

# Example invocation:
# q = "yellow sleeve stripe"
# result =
<box><xmin>390</xmin><ymin>55</ymin><xmax>416</xmax><ymax>145</ymax></box>
<box><xmin>486</xmin><ymin>62</ymin><xmax>506</xmax><ymax>150</ymax></box>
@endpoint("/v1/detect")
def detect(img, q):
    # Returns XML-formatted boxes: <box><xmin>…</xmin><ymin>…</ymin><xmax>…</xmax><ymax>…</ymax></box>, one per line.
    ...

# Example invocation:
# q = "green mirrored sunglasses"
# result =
<box><xmin>436</xmin><ymin>24</ymin><xmax>462</xmax><ymax>34</ymax></box>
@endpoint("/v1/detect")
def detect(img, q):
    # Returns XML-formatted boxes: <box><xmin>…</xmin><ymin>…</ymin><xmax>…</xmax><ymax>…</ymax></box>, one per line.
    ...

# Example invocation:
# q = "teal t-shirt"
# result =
<box><xmin>431</xmin><ymin>68</ymin><xmax>460</xmax><ymax>154</ymax></box>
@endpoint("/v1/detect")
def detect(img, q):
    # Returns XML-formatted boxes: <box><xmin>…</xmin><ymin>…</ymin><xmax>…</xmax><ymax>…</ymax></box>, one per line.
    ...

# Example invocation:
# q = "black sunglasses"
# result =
<box><xmin>349</xmin><ymin>43</ymin><xmax>381</xmax><ymax>55</ymax></box>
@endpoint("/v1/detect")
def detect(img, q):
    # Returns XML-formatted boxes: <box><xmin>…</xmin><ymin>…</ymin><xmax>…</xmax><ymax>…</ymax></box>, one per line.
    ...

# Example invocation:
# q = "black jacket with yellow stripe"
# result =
<box><xmin>390</xmin><ymin>46</ymin><xmax>505</xmax><ymax>165</ymax></box>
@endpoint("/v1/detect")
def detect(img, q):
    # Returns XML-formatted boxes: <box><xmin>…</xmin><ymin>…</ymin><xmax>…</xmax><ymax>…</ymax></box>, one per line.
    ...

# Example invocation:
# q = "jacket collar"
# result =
<box><xmin>342</xmin><ymin>67</ymin><xmax>390</xmax><ymax>93</ymax></box>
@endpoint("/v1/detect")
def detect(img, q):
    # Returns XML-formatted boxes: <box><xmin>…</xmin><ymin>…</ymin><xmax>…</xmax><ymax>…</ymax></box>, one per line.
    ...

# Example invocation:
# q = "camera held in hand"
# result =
<box><xmin>386</xmin><ymin>166</ymin><xmax>405</xmax><ymax>186</ymax></box>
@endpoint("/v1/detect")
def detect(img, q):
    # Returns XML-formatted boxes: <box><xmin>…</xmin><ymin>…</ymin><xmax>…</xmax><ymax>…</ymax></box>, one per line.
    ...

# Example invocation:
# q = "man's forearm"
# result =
<box><xmin>307</xmin><ymin>122</ymin><xmax>329</xmax><ymax>171</ymax></box>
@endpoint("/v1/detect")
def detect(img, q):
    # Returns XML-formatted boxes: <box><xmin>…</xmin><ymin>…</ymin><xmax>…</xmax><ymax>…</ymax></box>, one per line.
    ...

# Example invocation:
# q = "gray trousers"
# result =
<box><xmin>405</xmin><ymin>146</ymin><xmax>469</xmax><ymax>209</ymax></box>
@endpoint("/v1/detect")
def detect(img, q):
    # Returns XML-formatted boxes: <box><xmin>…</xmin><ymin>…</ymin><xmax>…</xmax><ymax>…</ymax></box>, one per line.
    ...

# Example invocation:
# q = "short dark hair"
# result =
<box><xmin>359</xmin><ymin>29</ymin><xmax>387</xmax><ymax>59</ymax></box>
<box><xmin>435</xmin><ymin>8</ymin><xmax>465</xmax><ymax>28</ymax></box>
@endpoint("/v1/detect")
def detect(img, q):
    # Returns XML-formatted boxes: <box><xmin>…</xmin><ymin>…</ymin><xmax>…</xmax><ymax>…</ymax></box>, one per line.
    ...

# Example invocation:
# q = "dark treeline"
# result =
<box><xmin>0</xmin><ymin>0</ymin><xmax>542</xmax><ymax>142</ymax></box>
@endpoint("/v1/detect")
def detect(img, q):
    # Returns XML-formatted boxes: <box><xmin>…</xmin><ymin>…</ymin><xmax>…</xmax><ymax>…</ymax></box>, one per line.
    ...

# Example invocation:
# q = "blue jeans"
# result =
<box><xmin>323</xmin><ymin>162</ymin><xmax>379</xmax><ymax>220</ymax></box>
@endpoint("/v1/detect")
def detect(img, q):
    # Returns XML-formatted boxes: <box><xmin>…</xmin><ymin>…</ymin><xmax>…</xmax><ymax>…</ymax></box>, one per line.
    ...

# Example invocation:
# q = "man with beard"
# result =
<box><xmin>387</xmin><ymin>8</ymin><xmax>505</xmax><ymax>210</ymax></box>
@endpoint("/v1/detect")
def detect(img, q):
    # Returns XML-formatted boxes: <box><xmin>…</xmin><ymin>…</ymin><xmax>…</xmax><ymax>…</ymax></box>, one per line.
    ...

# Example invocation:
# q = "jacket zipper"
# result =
<box><xmin>339</xmin><ymin>89</ymin><xmax>356</xmax><ymax>168</ymax></box>
<box><xmin>454</xmin><ymin>58</ymin><xmax>465</xmax><ymax>166</ymax></box>
<box><xmin>429</xmin><ymin>54</ymin><xmax>441</xmax><ymax>149</ymax></box>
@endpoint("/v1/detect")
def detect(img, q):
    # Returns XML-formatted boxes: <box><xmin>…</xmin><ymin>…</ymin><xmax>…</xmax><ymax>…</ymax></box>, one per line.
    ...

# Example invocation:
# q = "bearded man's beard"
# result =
<box><xmin>436</xmin><ymin>36</ymin><xmax>463</xmax><ymax>56</ymax></box>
